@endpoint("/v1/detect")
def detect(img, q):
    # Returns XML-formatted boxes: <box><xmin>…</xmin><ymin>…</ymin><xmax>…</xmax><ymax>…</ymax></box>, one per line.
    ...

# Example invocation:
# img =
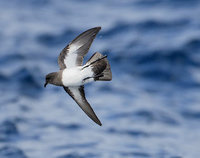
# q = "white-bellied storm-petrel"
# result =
<box><xmin>44</xmin><ymin>27</ymin><xmax>112</xmax><ymax>126</ymax></box>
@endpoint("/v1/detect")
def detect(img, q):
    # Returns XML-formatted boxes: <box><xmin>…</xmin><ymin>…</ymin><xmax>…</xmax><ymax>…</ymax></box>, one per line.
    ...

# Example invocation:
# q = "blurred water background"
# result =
<box><xmin>0</xmin><ymin>0</ymin><xmax>200</xmax><ymax>157</ymax></box>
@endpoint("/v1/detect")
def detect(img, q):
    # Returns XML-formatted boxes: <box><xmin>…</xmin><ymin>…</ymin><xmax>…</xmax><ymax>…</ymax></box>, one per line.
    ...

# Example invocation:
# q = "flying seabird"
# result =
<box><xmin>44</xmin><ymin>27</ymin><xmax>112</xmax><ymax>126</ymax></box>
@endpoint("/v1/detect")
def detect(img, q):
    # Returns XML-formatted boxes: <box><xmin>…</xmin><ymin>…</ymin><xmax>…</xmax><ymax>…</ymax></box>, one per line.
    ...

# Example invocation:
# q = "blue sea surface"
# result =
<box><xmin>0</xmin><ymin>0</ymin><xmax>200</xmax><ymax>157</ymax></box>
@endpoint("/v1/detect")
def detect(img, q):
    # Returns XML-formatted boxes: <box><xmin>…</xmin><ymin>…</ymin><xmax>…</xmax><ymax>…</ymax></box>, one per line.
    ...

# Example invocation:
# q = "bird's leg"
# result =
<box><xmin>83</xmin><ymin>77</ymin><xmax>91</xmax><ymax>82</ymax></box>
<box><xmin>82</xmin><ymin>55</ymin><xmax>107</xmax><ymax>70</ymax></box>
<box><xmin>83</xmin><ymin>73</ymin><xmax>104</xmax><ymax>83</ymax></box>
<box><xmin>93</xmin><ymin>73</ymin><xmax>104</xmax><ymax>81</ymax></box>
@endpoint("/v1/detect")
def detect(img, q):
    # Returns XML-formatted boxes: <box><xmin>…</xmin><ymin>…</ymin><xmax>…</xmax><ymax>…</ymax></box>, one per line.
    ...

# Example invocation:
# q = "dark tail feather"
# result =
<box><xmin>86</xmin><ymin>52</ymin><xmax>112</xmax><ymax>81</ymax></box>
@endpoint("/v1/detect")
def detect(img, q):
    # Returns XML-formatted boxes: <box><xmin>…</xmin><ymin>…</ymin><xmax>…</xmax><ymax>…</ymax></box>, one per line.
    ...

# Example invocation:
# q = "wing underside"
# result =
<box><xmin>58</xmin><ymin>27</ymin><xmax>101</xmax><ymax>70</ymax></box>
<box><xmin>63</xmin><ymin>86</ymin><xmax>102</xmax><ymax>126</ymax></box>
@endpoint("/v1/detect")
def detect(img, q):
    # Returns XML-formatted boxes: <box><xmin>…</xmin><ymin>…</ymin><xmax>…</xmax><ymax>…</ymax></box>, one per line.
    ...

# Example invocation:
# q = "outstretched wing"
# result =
<box><xmin>63</xmin><ymin>86</ymin><xmax>102</xmax><ymax>126</ymax></box>
<box><xmin>58</xmin><ymin>27</ymin><xmax>101</xmax><ymax>70</ymax></box>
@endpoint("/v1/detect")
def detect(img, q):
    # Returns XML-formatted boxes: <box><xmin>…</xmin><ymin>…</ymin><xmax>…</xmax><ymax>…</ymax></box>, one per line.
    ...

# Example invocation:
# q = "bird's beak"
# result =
<box><xmin>44</xmin><ymin>82</ymin><xmax>48</xmax><ymax>88</ymax></box>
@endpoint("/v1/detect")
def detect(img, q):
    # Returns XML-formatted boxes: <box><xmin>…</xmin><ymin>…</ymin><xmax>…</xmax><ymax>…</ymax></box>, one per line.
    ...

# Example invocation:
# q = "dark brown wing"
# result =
<box><xmin>63</xmin><ymin>86</ymin><xmax>102</xmax><ymax>126</ymax></box>
<box><xmin>58</xmin><ymin>27</ymin><xmax>101</xmax><ymax>70</ymax></box>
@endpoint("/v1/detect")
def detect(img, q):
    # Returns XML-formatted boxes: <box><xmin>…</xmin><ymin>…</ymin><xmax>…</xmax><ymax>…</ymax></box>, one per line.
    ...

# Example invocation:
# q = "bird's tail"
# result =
<box><xmin>86</xmin><ymin>52</ymin><xmax>112</xmax><ymax>81</ymax></box>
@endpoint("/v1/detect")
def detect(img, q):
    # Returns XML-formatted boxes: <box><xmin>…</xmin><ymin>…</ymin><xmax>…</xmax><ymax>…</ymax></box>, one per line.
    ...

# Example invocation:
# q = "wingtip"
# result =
<box><xmin>96</xmin><ymin>26</ymin><xmax>101</xmax><ymax>30</ymax></box>
<box><xmin>97</xmin><ymin>121</ymin><xmax>102</xmax><ymax>126</ymax></box>
<box><xmin>91</xmin><ymin>114</ymin><xmax>102</xmax><ymax>126</ymax></box>
<box><xmin>92</xmin><ymin>116</ymin><xmax>102</xmax><ymax>126</ymax></box>
<box><xmin>93</xmin><ymin>26</ymin><xmax>101</xmax><ymax>31</ymax></box>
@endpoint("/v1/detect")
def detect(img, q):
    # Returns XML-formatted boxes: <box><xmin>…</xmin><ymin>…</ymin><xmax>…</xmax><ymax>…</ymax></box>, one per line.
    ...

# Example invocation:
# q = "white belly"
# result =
<box><xmin>62</xmin><ymin>66</ymin><xmax>94</xmax><ymax>87</ymax></box>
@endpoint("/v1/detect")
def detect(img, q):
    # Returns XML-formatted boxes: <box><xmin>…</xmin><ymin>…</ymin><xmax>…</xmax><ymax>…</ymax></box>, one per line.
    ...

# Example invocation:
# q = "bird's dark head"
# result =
<box><xmin>44</xmin><ymin>72</ymin><xmax>57</xmax><ymax>87</ymax></box>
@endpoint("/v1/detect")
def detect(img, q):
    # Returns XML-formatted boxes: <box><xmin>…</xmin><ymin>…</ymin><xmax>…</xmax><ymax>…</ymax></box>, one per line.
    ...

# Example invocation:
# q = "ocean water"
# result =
<box><xmin>0</xmin><ymin>0</ymin><xmax>200</xmax><ymax>157</ymax></box>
